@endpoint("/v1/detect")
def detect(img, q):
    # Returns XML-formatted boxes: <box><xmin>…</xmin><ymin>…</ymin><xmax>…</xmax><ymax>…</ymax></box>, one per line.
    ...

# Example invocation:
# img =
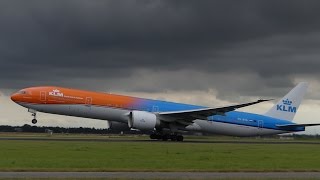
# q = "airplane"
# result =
<box><xmin>10</xmin><ymin>82</ymin><xmax>320</xmax><ymax>141</ymax></box>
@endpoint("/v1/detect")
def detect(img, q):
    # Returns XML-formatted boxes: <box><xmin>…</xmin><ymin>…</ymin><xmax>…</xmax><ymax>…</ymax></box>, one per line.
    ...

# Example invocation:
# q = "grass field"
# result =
<box><xmin>0</xmin><ymin>134</ymin><xmax>320</xmax><ymax>172</ymax></box>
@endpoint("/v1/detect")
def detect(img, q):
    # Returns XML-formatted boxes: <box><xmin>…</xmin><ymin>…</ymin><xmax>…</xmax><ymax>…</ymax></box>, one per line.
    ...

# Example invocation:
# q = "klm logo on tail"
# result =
<box><xmin>276</xmin><ymin>99</ymin><xmax>296</xmax><ymax>113</ymax></box>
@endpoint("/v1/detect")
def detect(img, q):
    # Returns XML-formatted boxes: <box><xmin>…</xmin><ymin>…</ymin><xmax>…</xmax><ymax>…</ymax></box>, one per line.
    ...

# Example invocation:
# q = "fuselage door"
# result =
<box><xmin>258</xmin><ymin>120</ymin><xmax>264</xmax><ymax>129</ymax></box>
<box><xmin>152</xmin><ymin>105</ymin><xmax>159</xmax><ymax>113</ymax></box>
<box><xmin>40</xmin><ymin>91</ymin><xmax>46</xmax><ymax>102</ymax></box>
<box><xmin>86</xmin><ymin>97</ymin><xmax>92</xmax><ymax>106</ymax></box>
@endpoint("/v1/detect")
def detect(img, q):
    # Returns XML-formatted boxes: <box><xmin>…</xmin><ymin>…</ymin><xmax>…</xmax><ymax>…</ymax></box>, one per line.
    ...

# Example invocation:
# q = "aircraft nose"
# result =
<box><xmin>10</xmin><ymin>93</ymin><xmax>19</xmax><ymax>102</ymax></box>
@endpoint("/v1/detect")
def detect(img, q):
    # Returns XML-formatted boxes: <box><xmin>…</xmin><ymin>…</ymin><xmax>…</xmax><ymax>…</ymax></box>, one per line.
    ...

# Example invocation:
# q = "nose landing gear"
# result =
<box><xmin>31</xmin><ymin>117</ymin><xmax>37</xmax><ymax>124</ymax></box>
<box><xmin>28</xmin><ymin>109</ymin><xmax>38</xmax><ymax>124</ymax></box>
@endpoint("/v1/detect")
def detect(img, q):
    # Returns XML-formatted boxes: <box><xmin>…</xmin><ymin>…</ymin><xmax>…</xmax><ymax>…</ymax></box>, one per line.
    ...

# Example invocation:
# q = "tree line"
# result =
<box><xmin>0</xmin><ymin>124</ymin><xmax>141</xmax><ymax>134</ymax></box>
<box><xmin>0</xmin><ymin>124</ymin><xmax>319</xmax><ymax>138</ymax></box>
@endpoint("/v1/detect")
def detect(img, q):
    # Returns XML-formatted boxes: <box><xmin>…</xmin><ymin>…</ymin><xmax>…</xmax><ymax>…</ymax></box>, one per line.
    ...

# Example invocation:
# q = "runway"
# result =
<box><xmin>0</xmin><ymin>136</ymin><xmax>320</xmax><ymax>144</ymax></box>
<box><xmin>1</xmin><ymin>172</ymin><xmax>320</xmax><ymax>179</ymax></box>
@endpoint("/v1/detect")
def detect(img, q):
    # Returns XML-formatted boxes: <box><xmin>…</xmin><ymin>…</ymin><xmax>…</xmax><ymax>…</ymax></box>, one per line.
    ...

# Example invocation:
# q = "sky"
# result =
<box><xmin>1</xmin><ymin>0</ymin><xmax>320</xmax><ymax>134</ymax></box>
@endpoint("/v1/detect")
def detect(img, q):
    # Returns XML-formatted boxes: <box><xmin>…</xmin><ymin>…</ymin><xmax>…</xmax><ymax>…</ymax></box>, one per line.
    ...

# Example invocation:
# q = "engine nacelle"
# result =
<box><xmin>128</xmin><ymin>111</ymin><xmax>157</xmax><ymax>131</ymax></box>
<box><xmin>108</xmin><ymin>121</ymin><xmax>130</xmax><ymax>131</ymax></box>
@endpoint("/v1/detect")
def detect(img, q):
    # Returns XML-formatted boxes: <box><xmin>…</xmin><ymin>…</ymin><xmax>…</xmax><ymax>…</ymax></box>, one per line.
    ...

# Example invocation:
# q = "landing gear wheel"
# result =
<box><xmin>177</xmin><ymin>135</ymin><xmax>184</xmax><ymax>142</ymax></box>
<box><xmin>32</xmin><ymin>119</ymin><xmax>37</xmax><ymax>124</ymax></box>
<box><xmin>162</xmin><ymin>135</ymin><xmax>169</xmax><ymax>141</ymax></box>
<box><xmin>170</xmin><ymin>135</ymin><xmax>177</xmax><ymax>141</ymax></box>
<box><xmin>150</xmin><ymin>134</ymin><xmax>157</xmax><ymax>140</ymax></box>
<box><xmin>149</xmin><ymin>131</ymin><xmax>183</xmax><ymax>141</ymax></box>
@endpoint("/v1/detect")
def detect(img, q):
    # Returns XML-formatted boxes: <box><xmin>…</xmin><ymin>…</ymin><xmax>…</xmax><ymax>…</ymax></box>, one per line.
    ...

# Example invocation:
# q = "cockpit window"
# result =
<box><xmin>18</xmin><ymin>90</ymin><xmax>27</xmax><ymax>94</ymax></box>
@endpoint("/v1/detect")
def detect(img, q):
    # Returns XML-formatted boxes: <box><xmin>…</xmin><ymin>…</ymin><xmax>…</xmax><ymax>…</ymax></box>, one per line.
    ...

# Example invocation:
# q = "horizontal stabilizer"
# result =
<box><xmin>277</xmin><ymin>123</ymin><xmax>320</xmax><ymax>128</ymax></box>
<box><xmin>276</xmin><ymin>123</ymin><xmax>320</xmax><ymax>131</ymax></box>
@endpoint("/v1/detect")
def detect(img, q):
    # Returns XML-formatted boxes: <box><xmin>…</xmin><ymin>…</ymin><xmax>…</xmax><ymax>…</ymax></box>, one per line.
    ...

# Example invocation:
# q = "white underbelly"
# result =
<box><xmin>193</xmin><ymin>120</ymin><xmax>287</xmax><ymax>137</ymax></box>
<box><xmin>20</xmin><ymin>103</ymin><xmax>130</xmax><ymax>123</ymax></box>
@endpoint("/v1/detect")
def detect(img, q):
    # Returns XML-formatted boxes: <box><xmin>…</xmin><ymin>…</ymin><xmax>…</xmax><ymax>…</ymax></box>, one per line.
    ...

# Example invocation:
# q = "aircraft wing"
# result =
<box><xmin>158</xmin><ymin>99</ymin><xmax>271</xmax><ymax>123</ymax></box>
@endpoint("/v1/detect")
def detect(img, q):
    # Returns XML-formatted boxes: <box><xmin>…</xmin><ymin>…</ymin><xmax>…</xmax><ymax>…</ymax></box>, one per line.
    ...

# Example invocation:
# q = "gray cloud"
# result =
<box><xmin>1</xmin><ymin>0</ymin><xmax>320</xmax><ymax>101</ymax></box>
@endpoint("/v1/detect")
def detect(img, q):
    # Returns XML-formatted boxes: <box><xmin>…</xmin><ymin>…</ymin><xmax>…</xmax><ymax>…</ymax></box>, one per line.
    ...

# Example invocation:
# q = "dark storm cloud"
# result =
<box><xmin>1</xmin><ymin>0</ymin><xmax>320</xmax><ymax>99</ymax></box>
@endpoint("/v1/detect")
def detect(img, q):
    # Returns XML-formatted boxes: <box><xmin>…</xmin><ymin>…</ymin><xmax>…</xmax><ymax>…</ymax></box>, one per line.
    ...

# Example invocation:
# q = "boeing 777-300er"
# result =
<box><xmin>10</xmin><ymin>82</ymin><xmax>320</xmax><ymax>141</ymax></box>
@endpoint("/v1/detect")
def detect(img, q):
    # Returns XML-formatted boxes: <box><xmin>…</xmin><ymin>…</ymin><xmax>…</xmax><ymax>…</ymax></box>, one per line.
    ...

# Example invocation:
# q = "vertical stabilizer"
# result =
<box><xmin>265</xmin><ymin>82</ymin><xmax>308</xmax><ymax>121</ymax></box>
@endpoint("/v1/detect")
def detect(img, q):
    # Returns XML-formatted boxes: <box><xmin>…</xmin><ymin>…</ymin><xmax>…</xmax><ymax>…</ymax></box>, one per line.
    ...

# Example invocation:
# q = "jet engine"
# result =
<box><xmin>108</xmin><ymin>121</ymin><xmax>130</xmax><ymax>131</ymax></box>
<box><xmin>128</xmin><ymin>111</ymin><xmax>158</xmax><ymax>130</ymax></box>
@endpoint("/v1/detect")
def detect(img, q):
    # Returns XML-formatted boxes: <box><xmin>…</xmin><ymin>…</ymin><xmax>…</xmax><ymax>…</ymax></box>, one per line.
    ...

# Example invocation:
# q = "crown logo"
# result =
<box><xmin>53</xmin><ymin>89</ymin><xmax>60</xmax><ymax>93</ymax></box>
<box><xmin>282</xmin><ymin>99</ymin><xmax>292</xmax><ymax>105</ymax></box>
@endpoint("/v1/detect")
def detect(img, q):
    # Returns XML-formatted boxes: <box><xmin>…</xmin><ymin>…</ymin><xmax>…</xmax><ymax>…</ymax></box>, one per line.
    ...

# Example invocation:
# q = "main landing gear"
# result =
<box><xmin>150</xmin><ymin>133</ymin><xmax>184</xmax><ymax>142</ymax></box>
